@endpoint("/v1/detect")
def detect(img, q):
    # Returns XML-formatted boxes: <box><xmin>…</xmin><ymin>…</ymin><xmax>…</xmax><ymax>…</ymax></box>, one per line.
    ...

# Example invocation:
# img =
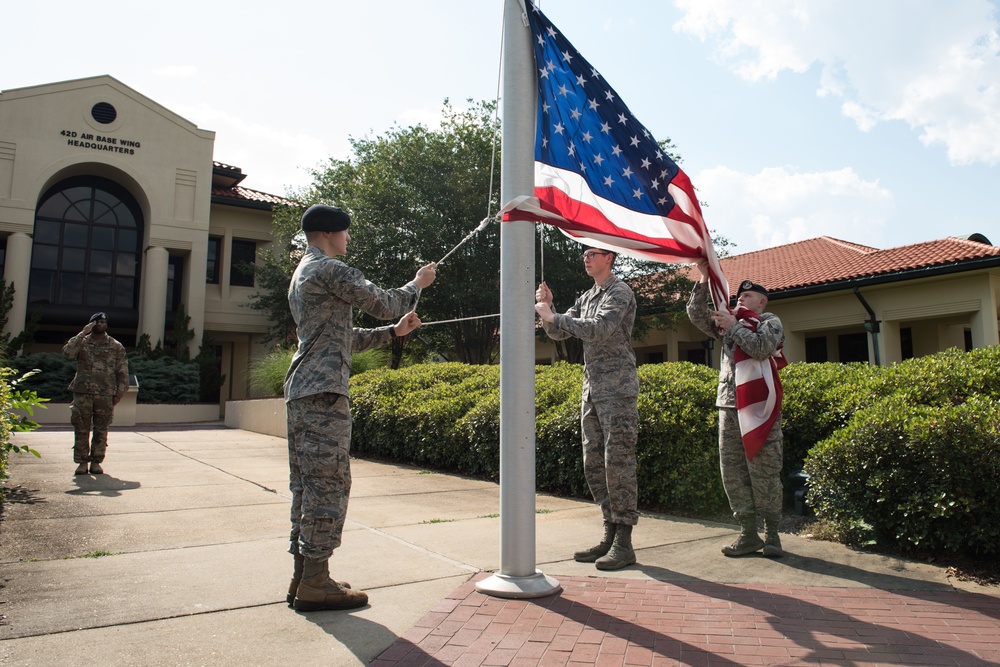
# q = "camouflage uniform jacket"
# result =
<box><xmin>284</xmin><ymin>245</ymin><xmax>421</xmax><ymax>403</ymax></box>
<box><xmin>686</xmin><ymin>281</ymin><xmax>784</xmax><ymax>408</ymax></box>
<box><xmin>63</xmin><ymin>333</ymin><xmax>129</xmax><ymax>398</ymax></box>
<box><xmin>541</xmin><ymin>274</ymin><xmax>639</xmax><ymax>402</ymax></box>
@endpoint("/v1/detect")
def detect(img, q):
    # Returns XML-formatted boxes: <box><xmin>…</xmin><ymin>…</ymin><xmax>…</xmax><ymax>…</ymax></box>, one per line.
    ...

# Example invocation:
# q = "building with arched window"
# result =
<box><xmin>0</xmin><ymin>75</ymin><xmax>282</xmax><ymax>407</ymax></box>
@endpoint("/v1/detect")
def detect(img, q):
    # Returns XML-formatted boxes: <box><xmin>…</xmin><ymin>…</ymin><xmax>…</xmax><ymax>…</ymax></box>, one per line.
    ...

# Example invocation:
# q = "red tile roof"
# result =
<box><xmin>721</xmin><ymin>235</ymin><xmax>1000</xmax><ymax>295</ymax></box>
<box><xmin>210</xmin><ymin>161</ymin><xmax>293</xmax><ymax>209</ymax></box>
<box><xmin>211</xmin><ymin>184</ymin><xmax>290</xmax><ymax>207</ymax></box>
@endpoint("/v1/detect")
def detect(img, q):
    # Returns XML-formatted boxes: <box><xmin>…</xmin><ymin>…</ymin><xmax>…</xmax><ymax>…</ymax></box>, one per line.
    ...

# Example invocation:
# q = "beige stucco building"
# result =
<box><xmin>0</xmin><ymin>76</ymin><xmax>281</xmax><ymax>405</ymax></box>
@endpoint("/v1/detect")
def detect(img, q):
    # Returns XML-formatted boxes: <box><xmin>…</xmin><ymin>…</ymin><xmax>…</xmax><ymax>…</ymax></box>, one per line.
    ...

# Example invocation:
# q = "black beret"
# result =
<box><xmin>737</xmin><ymin>280</ymin><xmax>768</xmax><ymax>298</ymax></box>
<box><xmin>301</xmin><ymin>204</ymin><xmax>351</xmax><ymax>232</ymax></box>
<box><xmin>89</xmin><ymin>312</ymin><xmax>107</xmax><ymax>323</ymax></box>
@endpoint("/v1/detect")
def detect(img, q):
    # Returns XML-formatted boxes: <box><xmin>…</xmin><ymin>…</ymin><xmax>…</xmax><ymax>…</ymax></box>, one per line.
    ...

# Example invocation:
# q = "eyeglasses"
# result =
<box><xmin>582</xmin><ymin>251</ymin><xmax>611</xmax><ymax>260</ymax></box>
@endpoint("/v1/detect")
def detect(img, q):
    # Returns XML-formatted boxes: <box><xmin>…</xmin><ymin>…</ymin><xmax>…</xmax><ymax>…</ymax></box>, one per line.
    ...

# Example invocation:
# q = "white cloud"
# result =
<box><xmin>694</xmin><ymin>166</ymin><xmax>895</xmax><ymax>252</ymax></box>
<box><xmin>673</xmin><ymin>0</ymin><xmax>1000</xmax><ymax>165</ymax></box>
<box><xmin>174</xmin><ymin>104</ymin><xmax>330</xmax><ymax>196</ymax></box>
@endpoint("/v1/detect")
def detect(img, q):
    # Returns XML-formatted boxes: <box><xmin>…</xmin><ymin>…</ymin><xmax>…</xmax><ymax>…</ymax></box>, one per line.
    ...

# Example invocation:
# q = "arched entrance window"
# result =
<box><xmin>29</xmin><ymin>176</ymin><xmax>143</xmax><ymax>328</ymax></box>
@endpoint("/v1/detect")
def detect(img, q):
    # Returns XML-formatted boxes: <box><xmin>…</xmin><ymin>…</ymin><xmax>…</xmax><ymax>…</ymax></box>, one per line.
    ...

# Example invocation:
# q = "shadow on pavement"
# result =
<box><xmin>0</xmin><ymin>485</ymin><xmax>47</xmax><ymax>506</ymax></box>
<box><xmin>634</xmin><ymin>563</ymin><xmax>996</xmax><ymax>665</ymax></box>
<box><xmin>296</xmin><ymin>605</ymin><xmax>405</xmax><ymax>665</ymax></box>
<box><xmin>774</xmin><ymin>550</ymin><xmax>1000</xmax><ymax>621</ymax></box>
<box><xmin>66</xmin><ymin>474</ymin><xmax>141</xmax><ymax>497</ymax></box>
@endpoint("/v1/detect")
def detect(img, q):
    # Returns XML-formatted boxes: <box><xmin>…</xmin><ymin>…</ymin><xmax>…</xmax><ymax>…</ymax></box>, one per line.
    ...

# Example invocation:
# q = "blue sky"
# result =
<box><xmin>4</xmin><ymin>0</ymin><xmax>998</xmax><ymax>255</ymax></box>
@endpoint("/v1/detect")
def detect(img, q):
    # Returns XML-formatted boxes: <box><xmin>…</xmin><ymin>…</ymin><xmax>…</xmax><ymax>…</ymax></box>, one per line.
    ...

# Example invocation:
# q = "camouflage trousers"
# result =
<box><xmin>287</xmin><ymin>392</ymin><xmax>353</xmax><ymax>561</ymax></box>
<box><xmin>718</xmin><ymin>407</ymin><xmax>783</xmax><ymax>522</ymax></box>
<box><xmin>70</xmin><ymin>393</ymin><xmax>115</xmax><ymax>464</ymax></box>
<box><xmin>581</xmin><ymin>396</ymin><xmax>639</xmax><ymax>526</ymax></box>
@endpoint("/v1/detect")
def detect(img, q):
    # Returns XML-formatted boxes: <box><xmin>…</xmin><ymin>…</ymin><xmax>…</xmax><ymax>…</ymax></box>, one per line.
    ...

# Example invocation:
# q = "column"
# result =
<box><xmin>2</xmin><ymin>232</ymin><xmax>32</xmax><ymax>340</ymax></box>
<box><xmin>139</xmin><ymin>246</ymin><xmax>169</xmax><ymax>346</ymax></box>
<box><xmin>879</xmin><ymin>320</ymin><xmax>901</xmax><ymax>366</ymax></box>
<box><xmin>969</xmin><ymin>286</ymin><xmax>1000</xmax><ymax>349</ymax></box>
<box><xmin>782</xmin><ymin>329</ymin><xmax>805</xmax><ymax>365</ymax></box>
<box><xmin>183</xmin><ymin>243</ymin><xmax>207</xmax><ymax>358</ymax></box>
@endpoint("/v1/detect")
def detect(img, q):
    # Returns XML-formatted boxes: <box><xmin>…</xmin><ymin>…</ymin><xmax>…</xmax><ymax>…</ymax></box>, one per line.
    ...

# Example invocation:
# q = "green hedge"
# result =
<box><xmin>6</xmin><ymin>353</ymin><xmax>200</xmax><ymax>403</ymax></box>
<box><xmin>351</xmin><ymin>361</ymin><xmax>728</xmax><ymax>515</ymax></box>
<box><xmin>803</xmin><ymin>347</ymin><xmax>1000</xmax><ymax>558</ymax></box>
<box><xmin>780</xmin><ymin>361</ymin><xmax>879</xmax><ymax>471</ymax></box>
<box><xmin>127</xmin><ymin>357</ymin><xmax>200</xmax><ymax>403</ymax></box>
<box><xmin>806</xmin><ymin>395</ymin><xmax>1000</xmax><ymax>557</ymax></box>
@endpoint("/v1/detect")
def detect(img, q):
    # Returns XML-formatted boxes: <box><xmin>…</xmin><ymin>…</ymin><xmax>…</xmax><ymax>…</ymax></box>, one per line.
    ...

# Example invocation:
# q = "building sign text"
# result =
<box><xmin>60</xmin><ymin>130</ymin><xmax>141</xmax><ymax>155</ymax></box>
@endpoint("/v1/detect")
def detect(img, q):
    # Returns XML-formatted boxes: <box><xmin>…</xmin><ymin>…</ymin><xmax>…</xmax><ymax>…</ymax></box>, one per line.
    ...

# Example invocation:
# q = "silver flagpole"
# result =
<box><xmin>476</xmin><ymin>0</ymin><xmax>560</xmax><ymax>599</ymax></box>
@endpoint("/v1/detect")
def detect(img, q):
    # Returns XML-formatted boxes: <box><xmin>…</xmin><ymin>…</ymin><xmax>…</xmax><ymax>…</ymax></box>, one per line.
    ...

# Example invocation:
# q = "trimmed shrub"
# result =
<box><xmin>351</xmin><ymin>362</ymin><xmax>494</xmax><ymax>472</ymax></box>
<box><xmin>351</xmin><ymin>361</ymin><xmax>728</xmax><ymax>515</ymax></box>
<box><xmin>350</xmin><ymin>346</ymin><xmax>1000</xmax><ymax>554</ymax></box>
<box><xmin>6</xmin><ymin>352</ymin><xmax>201</xmax><ymax>404</ymax></box>
<box><xmin>636</xmin><ymin>362</ymin><xmax>726</xmax><ymax>515</ymax></box>
<box><xmin>802</xmin><ymin>346</ymin><xmax>1000</xmax><ymax>558</ymax></box>
<box><xmin>805</xmin><ymin>395</ymin><xmax>1000</xmax><ymax>557</ymax></box>
<box><xmin>873</xmin><ymin>346</ymin><xmax>1000</xmax><ymax>405</ymax></box>
<box><xmin>127</xmin><ymin>357</ymin><xmax>199</xmax><ymax>403</ymax></box>
<box><xmin>534</xmin><ymin>364</ymin><xmax>587</xmax><ymax>498</ymax></box>
<box><xmin>780</xmin><ymin>361</ymin><xmax>879</xmax><ymax>471</ymax></box>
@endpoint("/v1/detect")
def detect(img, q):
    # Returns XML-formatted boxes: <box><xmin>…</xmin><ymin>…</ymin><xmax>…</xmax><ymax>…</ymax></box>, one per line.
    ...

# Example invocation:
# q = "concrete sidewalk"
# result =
<box><xmin>1</xmin><ymin>424</ymin><xmax>997</xmax><ymax>666</ymax></box>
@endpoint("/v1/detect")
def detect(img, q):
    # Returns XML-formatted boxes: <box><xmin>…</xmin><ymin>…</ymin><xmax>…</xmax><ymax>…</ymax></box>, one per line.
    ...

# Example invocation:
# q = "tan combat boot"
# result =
<box><xmin>762</xmin><ymin>519</ymin><xmax>783</xmax><ymax>558</ymax></box>
<box><xmin>573</xmin><ymin>521</ymin><xmax>617</xmax><ymax>562</ymax></box>
<box><xmin>89</xmin><ymin>462</ymin><xmax>104</xmax><ymax>474</ymax></box>
<box><xmin>721</xmin><ymin>513</ymin><xmax>765</xmax><ymax>557</ymax></box>
<box><xmin>287</xmin><ymin>553</ymin><xmax>352</xmax><ymax>605</ymax></box>
<box><xmin>293</xmin><ymin>558</ymin><xmax>367</xmax><ymax>612</ymax></box>
<box><xmin>596</xmin><ymin>524</ymin><xmax>636</xmax><ymax>570</ymax></box>
<box><xmin>75</xmin><ymin>462</ymin><xmax>89</xmax><ymax>475</ymax></box>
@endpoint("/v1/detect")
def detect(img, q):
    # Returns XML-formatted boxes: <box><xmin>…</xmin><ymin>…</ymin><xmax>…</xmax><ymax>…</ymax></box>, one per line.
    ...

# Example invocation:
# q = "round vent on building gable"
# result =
<box><xmin>91</xmin><ymin>102</ymin><xmax>117</xmax><ymax>124</ymax></box>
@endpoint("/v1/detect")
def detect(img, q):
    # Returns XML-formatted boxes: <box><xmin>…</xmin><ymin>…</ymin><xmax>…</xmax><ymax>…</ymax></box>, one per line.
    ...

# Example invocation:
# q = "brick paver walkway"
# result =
<box><xmin>373</xmin><ymin>575</ymin><xmax>1000</xmax><ymax>666</ymax></box>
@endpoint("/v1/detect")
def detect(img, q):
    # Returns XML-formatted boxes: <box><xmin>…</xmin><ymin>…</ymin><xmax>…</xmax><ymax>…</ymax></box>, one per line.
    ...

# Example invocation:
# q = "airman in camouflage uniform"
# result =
<box><xmin>687</xmin><ymin>269</ymin><xmax>786</xmax><ymax>558</ymax></box>
<box><xmin>63</xmin><ymin>312</ymin><xmax>129</xmax><ymax>476</ymax></box>
<box><xmin>284</xmin><ymin>204</ymin><xmax>436</xmax><ymax>612</ymax></box>
<box><xmin>535</xmin><ymin>248</ymin><xmax>639</xmax><ymax>571</ymax></box>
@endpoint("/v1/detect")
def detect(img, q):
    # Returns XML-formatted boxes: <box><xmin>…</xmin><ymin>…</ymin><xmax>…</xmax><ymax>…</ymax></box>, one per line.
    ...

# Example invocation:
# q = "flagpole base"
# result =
<box><xmin>476</xmin><ymin>571</ymin><xmax>562</xmax><ymax>599</ymax></box>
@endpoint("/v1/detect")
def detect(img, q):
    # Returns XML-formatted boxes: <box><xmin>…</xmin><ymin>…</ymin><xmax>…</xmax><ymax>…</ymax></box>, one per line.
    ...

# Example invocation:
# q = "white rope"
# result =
<box><xmin>420</xmin><ymin>313</ymin><xmax>501</xmax><ymax>327</ymax></box>
<box><xmin>434</xmin><ymin>215</ymin><xmax>497</xmax><ymax>267</ymax></box>
<box><xmin>413</xmin><ymin>214</ymin><xmax>498</xmax><ymax>313</ymax></box>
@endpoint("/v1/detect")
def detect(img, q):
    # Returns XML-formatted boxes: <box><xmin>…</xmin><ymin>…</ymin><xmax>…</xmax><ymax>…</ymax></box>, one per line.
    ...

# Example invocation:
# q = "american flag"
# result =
<box><xmin>733</xmin><ymin>306</ymin><xmax>788</xmax><ymax>460</ymax></box>
<box><xmin>502</xmin><ymin>2</ymin><xmax>729</xmax><ymax>309</ymax></box>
